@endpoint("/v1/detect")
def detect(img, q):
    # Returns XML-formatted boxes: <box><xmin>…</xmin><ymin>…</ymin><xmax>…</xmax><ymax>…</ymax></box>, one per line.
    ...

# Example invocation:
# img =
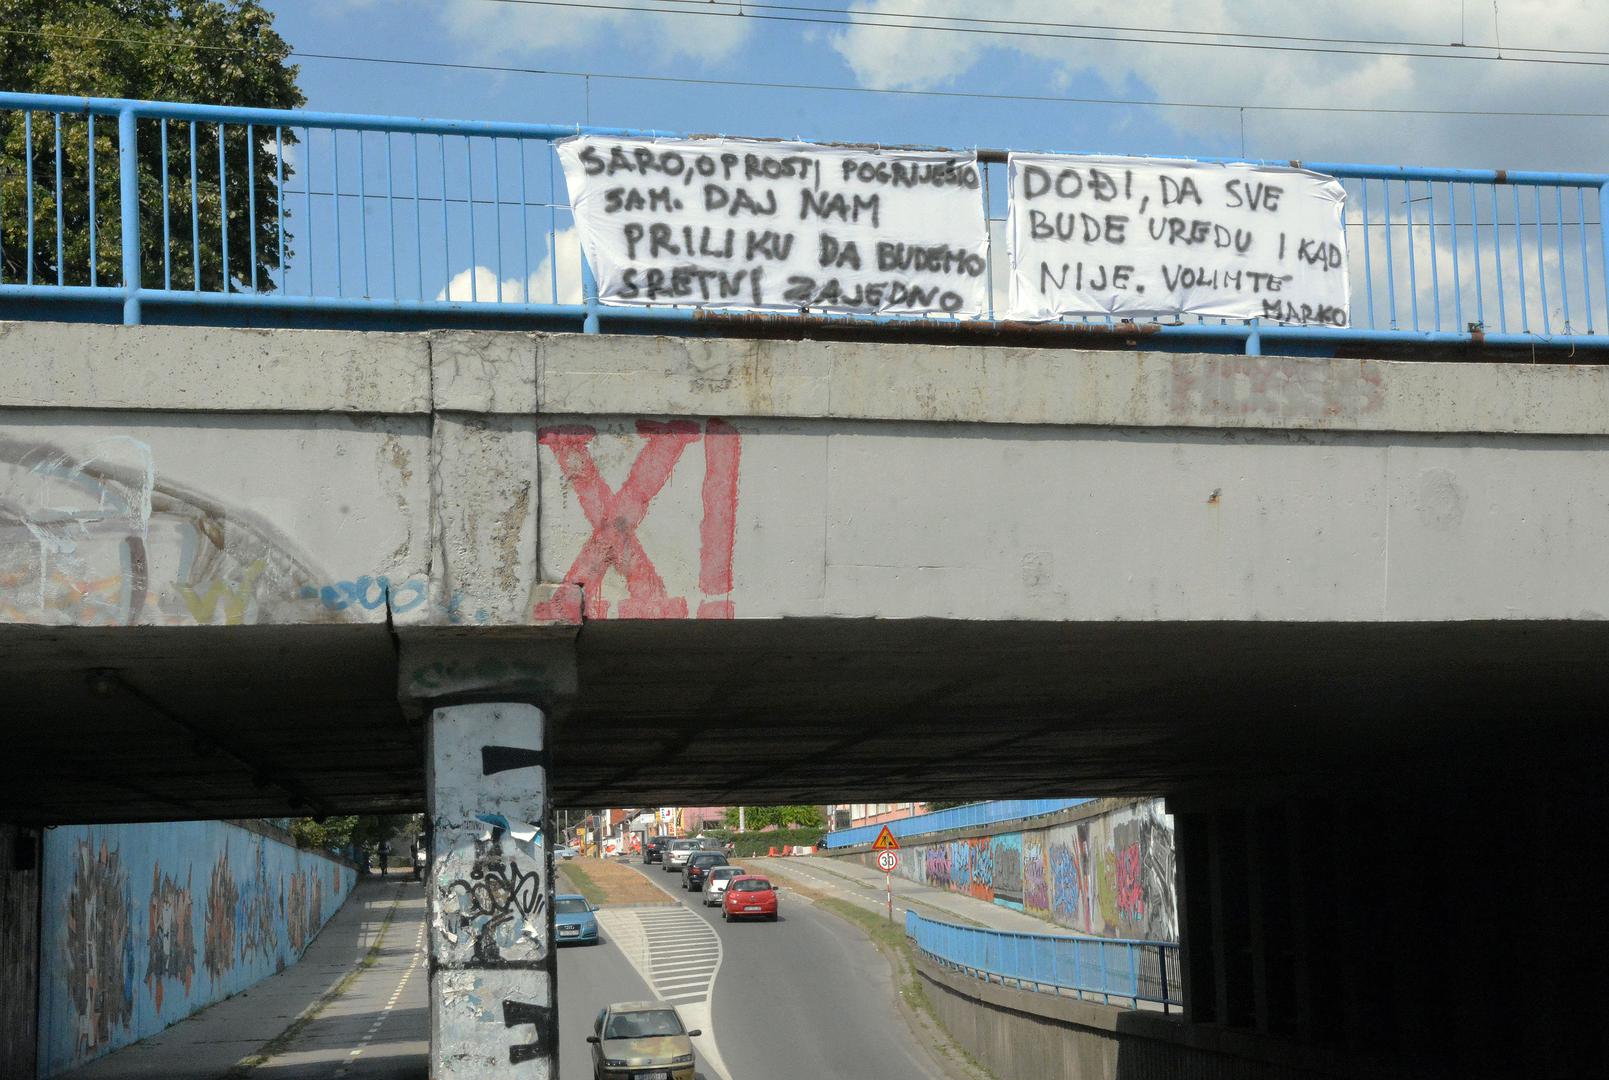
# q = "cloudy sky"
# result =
<box><xmin>252</xmin><ymin>1</ymin><xmax>1609</xmax><ymax>329</ymax></box>
<box><xmin>277</xmin><ymin>1</ymin><xmax>1609</xmax><ymax>170</ymax></box>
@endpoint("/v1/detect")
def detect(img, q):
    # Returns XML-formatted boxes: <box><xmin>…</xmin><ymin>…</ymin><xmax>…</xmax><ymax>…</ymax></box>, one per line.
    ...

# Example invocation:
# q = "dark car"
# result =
<box><xmin>681</xmin><ymin>851</ymin><xmax>729</xmax><ymax>891</ymax></box>
<box><xmin>642</xmin><ymin>835</ymin><xmax>668</xmax><ymax>864</ymax></box>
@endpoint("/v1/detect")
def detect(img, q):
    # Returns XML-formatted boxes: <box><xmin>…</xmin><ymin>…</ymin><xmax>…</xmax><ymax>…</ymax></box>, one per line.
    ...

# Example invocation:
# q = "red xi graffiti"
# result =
<box><xmin>533</xmin><ymin>418</ymin><xmax>740</xmax><ymax>622</ymax></box>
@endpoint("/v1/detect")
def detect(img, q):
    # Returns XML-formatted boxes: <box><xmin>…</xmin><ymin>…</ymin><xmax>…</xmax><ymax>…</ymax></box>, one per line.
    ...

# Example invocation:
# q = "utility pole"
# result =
<box><xmin>738</xmin><ymin>805</ymin><xmax>746</xmax><ymax>832</ymax></box>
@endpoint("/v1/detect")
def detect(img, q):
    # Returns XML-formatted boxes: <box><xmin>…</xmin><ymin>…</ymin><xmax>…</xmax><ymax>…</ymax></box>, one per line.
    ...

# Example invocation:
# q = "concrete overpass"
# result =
<box><xmin>6</xmin><ymin>321</ymin><xmax>1609</xmax><ymax>1078</ymax></box>
<box><xmin>7</xmin><ymin>321</ymin><xmax>1609</xmax><ymax>820</ymax></box>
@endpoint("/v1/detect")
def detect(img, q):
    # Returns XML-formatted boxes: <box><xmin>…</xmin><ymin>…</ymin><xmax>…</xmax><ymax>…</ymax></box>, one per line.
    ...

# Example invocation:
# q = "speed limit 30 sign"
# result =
<box><xmin>876</xmin><ymin>849</ymin><xmax>899</xmax><ymax>873</ymax></box>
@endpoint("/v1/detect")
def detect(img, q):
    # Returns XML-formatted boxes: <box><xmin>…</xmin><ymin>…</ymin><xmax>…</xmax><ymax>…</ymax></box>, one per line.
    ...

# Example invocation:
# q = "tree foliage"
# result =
<box><xmin>291</xmin><ymin>814</ymin><xmax>416</xmax><ymax>856</ymax></box>
<box><xmin>723</xmin><ymin>805</ymin><xmax>825</xmax><ymax>830</ymax></box>
<box><xmin>0</xmin><ymin>1</ymin><xmax>303</xmax><ymax>289</ymax></box>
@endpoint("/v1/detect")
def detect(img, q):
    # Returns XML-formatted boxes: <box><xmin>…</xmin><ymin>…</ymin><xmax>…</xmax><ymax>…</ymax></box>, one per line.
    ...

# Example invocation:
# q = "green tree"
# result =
<box><xmin>290</xmin><ymin>814</ymin><xmax>359</xmax><ymax>852</ymax></box>
<box><xmin>724</xmin><ymin>805</ymin><xmax>825</xmax><ymax>831</ymax></box>
<box><xmin>290</xmin><ymin>814</ymin><xmax>417</xmax><ymax>857</ymax></box>
<box><xmin>0</xmin><ymin>1</ymin><xmax>303</xmax><ymax>289</ymax></box>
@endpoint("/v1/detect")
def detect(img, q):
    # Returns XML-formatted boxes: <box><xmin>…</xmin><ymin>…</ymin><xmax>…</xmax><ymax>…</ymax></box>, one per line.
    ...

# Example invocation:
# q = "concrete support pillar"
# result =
<box><xmin>1</xmin><ymin>824</ymin><xmax>41</xmax><ymax>1080</ymax></box>
<box><xmin>427</xmin><ymin>702</ymin><xmax>556</xmax><ymax>1080</ymax></box>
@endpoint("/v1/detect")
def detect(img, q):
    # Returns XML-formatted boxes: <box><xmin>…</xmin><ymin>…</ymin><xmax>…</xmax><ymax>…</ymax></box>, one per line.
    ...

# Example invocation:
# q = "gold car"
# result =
<box><xmin>586</xmin><ymin>1001</ymin><xmax>701</xmax><ymax>1080</ymax></box>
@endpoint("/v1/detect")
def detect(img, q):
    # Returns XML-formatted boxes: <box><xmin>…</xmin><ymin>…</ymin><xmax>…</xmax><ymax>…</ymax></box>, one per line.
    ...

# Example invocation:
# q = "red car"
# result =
<box><xmin>721</xmin><ymin>876</ymin><xmax>778</xmax><ymax>922</ymax></box>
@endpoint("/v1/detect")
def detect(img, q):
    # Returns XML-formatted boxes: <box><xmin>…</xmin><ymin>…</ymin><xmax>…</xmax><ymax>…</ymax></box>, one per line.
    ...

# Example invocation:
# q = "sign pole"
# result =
<box><xmin>874</xmin><ymin>842</ymin><xmax>900</xmax><ymax>923</ymax></box>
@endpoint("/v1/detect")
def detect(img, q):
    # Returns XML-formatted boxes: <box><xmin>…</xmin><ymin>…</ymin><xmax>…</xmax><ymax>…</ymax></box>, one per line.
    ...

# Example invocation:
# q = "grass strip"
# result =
<box><xmin>558</xmin><ymin>863</ymin><xmax>608</xmax><ymax>907</ymax></box>
<box><xmin>216</xmin><ymin>886</ymin><xmax>404</xmax><ymax>1079</ymax></box>
<box><xmin>559</xmin><ymin>857</ymin><xmax>673</xmax><ymax>906</ymax></box>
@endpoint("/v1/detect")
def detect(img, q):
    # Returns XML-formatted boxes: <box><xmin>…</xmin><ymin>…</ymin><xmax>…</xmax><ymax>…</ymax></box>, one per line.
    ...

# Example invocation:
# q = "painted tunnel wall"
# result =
<box><xmin>35</xmin><ymin>820</ymin><xmax>356</xmax><ymax>1078</ymax></box>
<box><xmin>841</xmin><ymin>798</ymin><xmax>1178</xmax><ymax>941</ymax></box>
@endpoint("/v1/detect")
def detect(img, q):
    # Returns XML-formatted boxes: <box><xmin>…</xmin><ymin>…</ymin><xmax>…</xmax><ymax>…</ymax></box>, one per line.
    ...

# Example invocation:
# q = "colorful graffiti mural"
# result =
<box><xmin>849</xmin><ymin>798</ymin><xmax>1177</xmax><ymax>941</ymax></box>
<box><xmin>144</xmin><ymin>867</ymin><xmax>194</xmax><ymax>1013</ymax></box>
<box><xmin>63</xmin><ymin>840</ymin><xmax>134</xmax><ymax>1059</ymax></box>
<box><xmin>39</xmin><ymin>821</ymin><xmax>356</xmax><ymax>1077</ymax></box>
<box><xmin>0</xmin><ymin>436</ymin><xmax>420</xmax><ymax>629</ymax></box>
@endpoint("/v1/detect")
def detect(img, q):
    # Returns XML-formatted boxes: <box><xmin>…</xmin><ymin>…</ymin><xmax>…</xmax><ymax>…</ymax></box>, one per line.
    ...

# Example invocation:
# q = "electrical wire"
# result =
<box><xmin>474</xmin><ymin>0</ymin><xmax>1609</xmax><ymax>68</ymax></box>
<box><xmin>6</xmin><ymin>26</ymin><xmax>1609</xmax><ymax>122</ymax></box>
<box><xmin>639</xmin><ymin>0</ymin><xmax>1609</xmax><ymax>60</ymax></box>
<box><xmin>288</xmin><ymin>47</ymin><xmax>1609</xmax><ymax>120</ymax></box>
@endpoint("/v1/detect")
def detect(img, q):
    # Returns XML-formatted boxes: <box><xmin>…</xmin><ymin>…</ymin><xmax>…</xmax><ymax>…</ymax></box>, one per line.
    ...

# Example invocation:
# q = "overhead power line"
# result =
<box><xmin>475</xmin><ymin>0</ymin><xmax>1609</xmax><ymax>68</ymax></box>
<box><xmin>642</xmin><ymin>0</ymin><xmax>1609</xmax><ymax>60</ymax></box>
<box><xmin>288</xmin><ymin>48</ymin><xmax>1609</xmax><ymax>121</ymax></box>
<box><xmin>6</xmin><ymin>26</ymin><xmax>1609</xmax><ymax>123</ymax></box>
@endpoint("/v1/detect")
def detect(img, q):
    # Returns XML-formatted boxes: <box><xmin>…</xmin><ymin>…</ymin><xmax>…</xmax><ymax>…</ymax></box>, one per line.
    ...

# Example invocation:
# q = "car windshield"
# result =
<box><xmin>605</xmin><ymin>1010</ymin><xmax>684</xmax><ymax>1040</ymax></box>
<box><xmin>554</xmin><ymin>898</ymin><xmax>589</xmax><ymax>914</ymax></box>
<box><xmin>669</xmin><ymin>840</ymin><xmax>695</xmax><ymax>850</ymax></box>
<box><xmin>709</xmin><ymin>867</ymin><xmax>743</xmax><ymax>881</ymax></box>
<box><xmin>732</xmin><ymin>879</ymin><xmax>772</xmax><ymax>892</ymax></box>
<box><xmin>690</xmin><ymin>854</ymin><xmax>724</xmax><ymax>867</ymax></box>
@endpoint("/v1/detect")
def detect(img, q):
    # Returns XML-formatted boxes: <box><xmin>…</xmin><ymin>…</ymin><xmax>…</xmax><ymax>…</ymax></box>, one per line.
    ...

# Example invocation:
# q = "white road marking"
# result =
<box><xmin>332</xmin><ymin>890</ymin><xmax>425</xmax><ymax>1079</ymax></box>
<box><xmin>595</xmin><ymin>895</ymin><xmax>733</xmax><ymax>1080</ymax></box>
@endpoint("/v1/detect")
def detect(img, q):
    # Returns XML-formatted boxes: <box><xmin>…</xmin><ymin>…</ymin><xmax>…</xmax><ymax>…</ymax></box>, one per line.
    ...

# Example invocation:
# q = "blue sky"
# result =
<box><xmin>234</xmin><ymin>1</ymin><xmax>1609</xmax><ymax>323</ymax></box>
<box><xmin>270</xmin><ymin>1</ymin><xmax>1609</xmax><ymax>172</ymax></box>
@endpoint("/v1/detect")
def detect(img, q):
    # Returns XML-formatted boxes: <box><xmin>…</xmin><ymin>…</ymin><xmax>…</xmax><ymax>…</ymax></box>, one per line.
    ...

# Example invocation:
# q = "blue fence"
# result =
<box><xmin>823</xmin><ymin>798</ymin><xmax>1089</xmax><ymax>849</ymax></box>
<box><xmin>4</xmin><ymin>91</ymin><xmax>1609</xmax><ymax>355</ymax></box>
<box><xmin>906</xmin><ymin>912</ymin><xmax>1182</xmax><ymax>1012</ymax></box>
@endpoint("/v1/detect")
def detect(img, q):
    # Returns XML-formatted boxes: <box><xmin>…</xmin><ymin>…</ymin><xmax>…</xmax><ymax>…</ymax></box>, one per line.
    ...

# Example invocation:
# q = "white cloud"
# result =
<box><xmin>441</xmin><ymin>0</ymin><xmax>754</xmax><ymax>63</ymax></box>
<box><xmin>829</xmin><ymin>2</ymin><xmax>1609</xmax><ymax>168</ymax></box>
<box><xmin>437</xmin><ymin>225</ymin><xmax>584</xmax><ymax>304</ymax></box>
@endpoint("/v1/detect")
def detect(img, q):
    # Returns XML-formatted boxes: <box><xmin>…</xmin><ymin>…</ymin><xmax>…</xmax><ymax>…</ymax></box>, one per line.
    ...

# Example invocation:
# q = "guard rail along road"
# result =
<box><xmin>825</xmin><ymin>799</ymin><xmax>1091</xmax><ymax>849</ymax></box>
<box><xmin>905</xmin><ymin>912</ymin><xmax>1183</xmax><ymax>1014</ymax></box>
<box><xmin>3</xmin><ymin>91</ymin><xmax>1609</xmax><ymax>358</ymax></box>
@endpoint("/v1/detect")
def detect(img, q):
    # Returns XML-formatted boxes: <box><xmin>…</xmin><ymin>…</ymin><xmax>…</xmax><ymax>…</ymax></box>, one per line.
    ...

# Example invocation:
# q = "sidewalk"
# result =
<box><xmin>755</xmin><ymin>854</ymin><xmax>1089</xmax><ymax>936</ymax></box>
<box><xmin>55</xmin><ymin>876</ymin><xmax>412</xmax><ymax>1080</ymax></box>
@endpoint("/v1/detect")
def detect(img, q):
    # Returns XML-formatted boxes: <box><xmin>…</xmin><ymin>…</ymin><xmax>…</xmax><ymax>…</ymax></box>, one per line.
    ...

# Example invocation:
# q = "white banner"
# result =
<box><xmin>558</xmin><ymin>136</ymin><xmax>989</xmax><ymax>316</ymax></box>
<box><xmin>1007</xmin><ymin>154</ymin><xmax>1350</xmax><ymax>326</ymax></box>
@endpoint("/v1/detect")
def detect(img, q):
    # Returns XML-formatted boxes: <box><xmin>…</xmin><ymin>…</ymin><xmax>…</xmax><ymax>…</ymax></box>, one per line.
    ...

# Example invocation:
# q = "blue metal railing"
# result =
<box><xmin>906</xmin><ymin>911</ymin><xmax>1182</xmax><ymax>1012</ymax></box>
<box><xmin>4</xmin><ymin>91</ymin><xmax>1609</xmax><ymax>355</ymax></box>
<box><xmin>824</xmin><ymin>798</ymin><xmax>1089</xmax><ymax>849</ymax></box>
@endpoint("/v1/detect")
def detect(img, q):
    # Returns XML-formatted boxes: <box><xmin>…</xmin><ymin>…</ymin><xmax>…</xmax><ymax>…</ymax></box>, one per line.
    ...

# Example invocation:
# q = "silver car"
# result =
<box><xmin>701</xmin><ymin>865</ymin><xmax>746</xmax><ymax>907</ymax></box>
<box><xmin>662</xmin><ymin>838</ymin><xmax>699</xmax><ymax>872</ymax></box>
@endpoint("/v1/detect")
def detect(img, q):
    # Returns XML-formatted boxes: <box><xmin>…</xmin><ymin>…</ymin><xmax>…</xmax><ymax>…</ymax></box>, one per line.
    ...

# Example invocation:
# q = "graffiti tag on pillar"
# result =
<box><xmin>481</xmin><ymin>744</ymin><xmax>544</xmax><ymax>777</ymax></box>
<box><xmin>534</xmin><ymin>418</ymin><xmax>741</xmax><ymax>622</ymax></box>
<box><xmin>502</xmin><ymin>998</ymin><xmax>555</xmax><ymax>1065</ymax></box>
<box><xmin>442</xmin><ymin>813</ymin><xmax>546</xmax><ymax>963</ymax></box>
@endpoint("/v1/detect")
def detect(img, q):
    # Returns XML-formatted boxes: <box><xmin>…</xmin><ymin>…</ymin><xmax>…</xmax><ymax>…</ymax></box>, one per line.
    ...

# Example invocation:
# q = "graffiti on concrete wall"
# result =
<box><xmin>851</xmin><ymin>799</ymin><xmax>1178</xmax><ymax>941</ymax></box>
<box><xmin>63</xmin><ymin>839</ymin><xmax>135</xmax><ymax>1058</ymax></box>
<box><xmin>0</xmin><ymin>437</ymin><xmax>421</xmax><ymax>628</ymax></box>
<box><xmin>990</xmin><ymin>833</ymin><xmax>1024</xmax><ymax>910</ymax></box>
<box><xmin>238</xmin><ymin>846</ymin><xmax>280</xmax><ymax>967</ymax></box>
<box><xmin>534</xmin><ymin>418</ymin><xmax>742</xmax><ymax>622</ymax></box>
<box><xmin>203</xmin><ymin>851</ymin><xmax>239</xmax><ymax>981</ymax></box>
<box><xmin>144</xmin><ymin>867</ymin><xmax>195</xmax><ymax>1012</ymax></box>
<box><xmin>39</xmin><ymin>822</ymin><xmax>356</xmax><ymax>1077</ymax></box>
<box><xmin>1022</xmin><ymin>834</ymin><xmax>1049</xmax><ymax>918</ymax></box>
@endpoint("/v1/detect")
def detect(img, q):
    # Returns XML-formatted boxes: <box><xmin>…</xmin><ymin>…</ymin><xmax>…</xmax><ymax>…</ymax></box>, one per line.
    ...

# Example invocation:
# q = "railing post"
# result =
<box><xmin>580</xmin><ymin>252</ymin><xmax>601</xmax><ymax>334</ymax></box>
<box><xmin>1158</xmin><ymin>944</ymin><xmax>1171</xmax><ymax>1015</ymax></box>
<box><xmin>1598</xmin><ymin>183</ymin><xmax>1609</xmax><ymax>327</ymax></box>
<box><xmin>1128</xmin><ymin>942</ymin><xmax>1139</xmax><ymax>1008</ymax></box>
<box><xmin>118</xmin><ymin>107</ymin><xmax>142</xmax><ymax>324</ymax></box>
<box><xmin>1244</xmin><ymin>317</ymin><xmax>1262</xmax><ymax>356</ymax></box>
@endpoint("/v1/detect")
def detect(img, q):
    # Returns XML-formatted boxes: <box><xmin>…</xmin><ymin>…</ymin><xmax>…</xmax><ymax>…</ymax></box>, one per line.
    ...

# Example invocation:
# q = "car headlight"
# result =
<box><xmin>672</xmin><ymin>1053</ymin><xmax>694</xmax><ymax>1064</ymax></box>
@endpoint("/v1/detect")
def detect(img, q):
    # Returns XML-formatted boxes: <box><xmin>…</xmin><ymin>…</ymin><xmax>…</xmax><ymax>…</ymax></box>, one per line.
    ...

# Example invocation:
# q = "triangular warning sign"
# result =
<box><xmin>871</xmin><ymin>825</ymin><xmax>900</xmax><ymax>851</ymax></box>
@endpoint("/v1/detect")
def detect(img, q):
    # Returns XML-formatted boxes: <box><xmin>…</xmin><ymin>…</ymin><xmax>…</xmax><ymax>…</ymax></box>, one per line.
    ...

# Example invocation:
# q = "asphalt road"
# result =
<box><xmin>603</xmin><ymin>858</ymin><xmax>943</xmax><ymax>1080</ymax></box>
<box><xmin>75</xmin><ymin>865</ymin><xmax>944</xmax><ymax>1080</ymax></box>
